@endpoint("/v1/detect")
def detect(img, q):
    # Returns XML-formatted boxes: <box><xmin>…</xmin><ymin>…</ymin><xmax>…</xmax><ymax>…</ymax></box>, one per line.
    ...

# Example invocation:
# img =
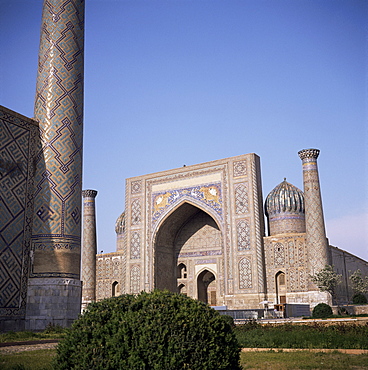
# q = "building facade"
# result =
<box><xmin>92</xmin><ymin>149</ymin><xmax>368</xmax><ymax>310</ymax></box>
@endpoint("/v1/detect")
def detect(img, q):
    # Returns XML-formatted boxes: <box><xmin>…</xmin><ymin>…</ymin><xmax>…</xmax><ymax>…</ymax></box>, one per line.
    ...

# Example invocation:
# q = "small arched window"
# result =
<box><xmin>177</xmin><ymin>263</ymin><xmax>187</xmax><ymax>279</ymax></box>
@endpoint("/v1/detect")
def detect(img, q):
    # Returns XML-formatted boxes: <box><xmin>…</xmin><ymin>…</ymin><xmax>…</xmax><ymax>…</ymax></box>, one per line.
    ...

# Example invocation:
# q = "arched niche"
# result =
<box><xmin>275</xmin><ymin>271</ymin><xmax>286</xmax><ymax>304</ymax></box>
<box><xmin>197</xmin><ymin>269</ymin><xmax>216</xmax><ymax>305</ymax></box>
<box><xmin>112</xmin><ymin>281</ymin><xmax>120</xmax><ymax>297</ymax></box>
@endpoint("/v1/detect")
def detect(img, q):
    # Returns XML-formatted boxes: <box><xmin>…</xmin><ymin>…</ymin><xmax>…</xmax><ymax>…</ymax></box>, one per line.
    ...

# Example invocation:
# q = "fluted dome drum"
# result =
<box><xmin>115</xmin><ymin>212</ymin><xmax>126</xmax><ymax>235</ymax></box>
<box><xmin>265</xmin><ymin>179</ymin><xmax>306</xmax><ymax>236</ymax></box>
<box><xmin>115</xmin><ymin>212</ymin><xmax>126</xmax><ymax>251</ymax></box>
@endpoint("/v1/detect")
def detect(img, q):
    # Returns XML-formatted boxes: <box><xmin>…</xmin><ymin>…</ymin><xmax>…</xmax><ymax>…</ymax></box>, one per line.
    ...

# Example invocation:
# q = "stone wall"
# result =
<box><xmin>331</xmin><ymin>245</ymin><xmax>368</xmax><ymax>304</ymax></box>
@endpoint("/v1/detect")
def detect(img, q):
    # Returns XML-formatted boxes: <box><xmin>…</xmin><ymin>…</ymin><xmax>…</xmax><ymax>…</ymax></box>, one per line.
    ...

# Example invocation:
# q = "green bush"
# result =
<box><xmin>220</xmin><ymin>313</ymin><xmax>236</xmax><ymax>328</ymax></box>
<box><xmin>352</xmin><ymin>293</ymin><xmax>368</xmax><ymax>304</ymax></box>
<box><xmin>54</xmin><ymin>290</ymin><xmax>241</xmax><ymax>370</ymax></box>
<box><xmin>312</xmin><ymin>303</ymin><xmax>333</xmax><ymax>318</ymax></box>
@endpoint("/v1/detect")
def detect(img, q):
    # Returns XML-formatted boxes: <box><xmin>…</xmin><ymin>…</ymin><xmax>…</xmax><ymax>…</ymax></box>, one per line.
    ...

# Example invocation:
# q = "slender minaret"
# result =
<box><xmin>26</xmin><ymin>0</ymin><xmax>85</xmax><ymax>329</ymax></box>
<box><xmin>298</xmin><ymin>149</ymin><xmax>330</xmax><ymax>277</ymax></box>
<box><xmin>81</xmin><ymin>190</ymin><xmax>98</xmax><ymax>311</ymax></box>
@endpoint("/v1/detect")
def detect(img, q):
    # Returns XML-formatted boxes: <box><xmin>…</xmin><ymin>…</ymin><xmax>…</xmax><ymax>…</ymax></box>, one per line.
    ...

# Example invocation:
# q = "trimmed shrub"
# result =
<box><xmin>352</xmin><ymin>293</ymin><xmax>368</xmax><ymax>304</ymax></box>
<box><xmin>54</xmin><ymin>290</ymin><xmax>241</xmax><ymax>370</ymax></box>
<box><xmin>312</xmin><ymin>303</ymin><xmax>333</xmax><ymax>318</ymax></box>
<box><xmin>220</xmin><ymin>313</ymin><xmax>236</xmax><ymax>328</ymax></box>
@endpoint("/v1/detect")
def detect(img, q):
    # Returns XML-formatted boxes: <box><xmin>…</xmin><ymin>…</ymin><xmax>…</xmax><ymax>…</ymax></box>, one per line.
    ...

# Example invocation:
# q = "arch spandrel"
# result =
<box><xmin>195</xmin><ymin>266</ymin><xmax>217</xmax><ymax>279</ymax></box>
<box><xmin>151</xmin><ymin>183</ymin><xmax>223</xmax><ymax>228</ymax></box>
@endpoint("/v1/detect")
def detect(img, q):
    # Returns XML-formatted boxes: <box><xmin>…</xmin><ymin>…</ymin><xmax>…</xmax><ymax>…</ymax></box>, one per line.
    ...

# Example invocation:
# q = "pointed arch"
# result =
<box><xmin>178</xmin><ymin>283</ymin><xmax>187</xmax><ymax>295</ymax></box>
<box><xmin>197</xmin><ymin>269</ymin><xmax>217</xmax><ymax>305</ymax></box>
<box><xmin>152</xmin><ymin>197</ymin><xmax>222</xmax><ymax>243</ymax></box>
<box><xmin>153</xmin><ymin>201</ymin><xmax>222</xmax><ymax>294</ymax></box>
<box><xmin>276</xmin><ymin>271</ymin><xmax>286</xmax><ymax>304</ymax></box>
<box><xmin>112</xmin><ymin>281</ymin><xmax>119</xmax><ymax>297</ymax></box>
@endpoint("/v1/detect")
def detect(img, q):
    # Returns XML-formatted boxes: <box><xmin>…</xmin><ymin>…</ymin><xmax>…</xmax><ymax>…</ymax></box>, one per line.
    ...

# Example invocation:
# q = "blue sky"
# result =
<box><xmin>1</xmin><ymin>0</ymin><xmax>367</xmax><ymax>260</ymax></box>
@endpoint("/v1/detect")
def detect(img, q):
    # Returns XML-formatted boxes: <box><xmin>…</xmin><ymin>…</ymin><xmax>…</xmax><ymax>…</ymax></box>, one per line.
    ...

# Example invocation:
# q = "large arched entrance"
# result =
<box><xmin>154</xmin><ymin>202</ymin><xmax>221</xmax><ymax>300</ymax></box>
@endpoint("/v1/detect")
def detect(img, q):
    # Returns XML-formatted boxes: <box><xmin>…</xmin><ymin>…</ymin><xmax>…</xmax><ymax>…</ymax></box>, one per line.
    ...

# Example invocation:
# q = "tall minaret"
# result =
<box><xmin>298</xmin><ymin>149</ymin><xmax>330</xmax><ymax>277</ymax></box>
<box><xmin>26</xmin><ymin>0</ymin><xmax>85</xmax><ymax>330</ymax></box>
<box><xmin>81</xmin><ymin>190</ymin><xmax>98</xmax><ymax>312</ymax></box>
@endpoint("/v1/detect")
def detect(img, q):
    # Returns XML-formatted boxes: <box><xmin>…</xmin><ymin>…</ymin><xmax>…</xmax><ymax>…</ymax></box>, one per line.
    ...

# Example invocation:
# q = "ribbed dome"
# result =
<box><xmin>265</xmin><ymin>179</ymin><xmax>304</xmax><ymax>217</ymax></box>
<box><xmin>115</xmin><ymin>212</ymin><xmax>126</xmax><ymax>234</ymax></box>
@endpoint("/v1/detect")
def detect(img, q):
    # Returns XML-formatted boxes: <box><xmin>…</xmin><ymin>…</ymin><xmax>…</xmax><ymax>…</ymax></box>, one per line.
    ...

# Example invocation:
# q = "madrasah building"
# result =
<box><xmin>0</xmin><ymin>0</ymin><xmax>367</xmax><ymax>331</ymax></box>
<box><xmin>84</xmin><ymin>149</ymin><xmax>368</xmax><ymax>312</ymax></box>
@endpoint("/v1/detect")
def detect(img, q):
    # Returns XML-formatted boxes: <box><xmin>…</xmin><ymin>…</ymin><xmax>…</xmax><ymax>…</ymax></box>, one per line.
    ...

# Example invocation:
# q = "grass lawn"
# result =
<box><xmin>1</xmin><ymin>349</ymin><xmax>368</xmax><ymax>370</ymax></box>
<box><xmin>240</xmin><ymin>351</ymin><xmax>368</xmax><ymax>369</ymax></box>
<box><xmin>0</xmin><ymin>349</ymin><xmax>54</xmax><ymax>370</ymax></box>
<box><xmin>0</xmin><ymin>328</ymin><xmax>64</xmax><ymax>344</ymax></box>
<box><xmin>235</xmin><ymin>321</ymin><xmax>368</xmax><ymax>349</ymax></box>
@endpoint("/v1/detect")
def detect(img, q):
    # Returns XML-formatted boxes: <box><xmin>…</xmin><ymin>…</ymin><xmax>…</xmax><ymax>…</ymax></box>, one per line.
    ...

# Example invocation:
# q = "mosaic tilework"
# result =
<box><xmin>298</xmin><ymin>149</ymin><xmax>329</xmax><ymax>273</ymax></box>
<box><xmin>131</xmin><ymin>180</ymin><xmax>142</xmax><ymax>194</ymax></box>
<box><xmin>196</xmin><ymin>259</ymin><xmax>217</xmax><ymax>265</ymax></box>
<box><xmin>0</xmin><ymin>107</ymin><xmax>38</xmax><ymax>317</ymax></box>
<box><xmin>233</xmin><ymin>160</ymin><xmax>247</xmax><ymax>177</ymax></box>
<box><xmin>289</xmin><ymin>268</ymin><xmax>297</xmax><ymax>291</ymax></box>
<box><xmin>95</xmin><ymin>254</ymin><xmax>124</xmax><ymax>300</ymax></box>
<box><xmin>32</xmin><ymin>0</ymin><xmax>85</xmax><ymax>278</ymax></box>
<box><xmin>251</xmin><ymin>156</ymin><xmax>266</xmax><ymax>294</ymax></box>
<box><xmin>131</xmin><ymin>199</ymin><xmax>141</xmax><ymax>225</ymax></box>
<box><xmin>237</xmin><ymin>219</ymin><xmax>250</xmax><ymax>251</ymax></box>
<box><xmin>274</xmin><ymin>242</ymin><xmax>285</xmax><ymax>265</ymax></box>
<box><xmin>177</xmin><ymin>250</ymin><xmax>222</xmax><ymax>258</ymax></box>
<box><xmin>288</xmin><ymin>240</ymin><xmax>295</xmax><ymax>265</ymax></box>
<box><xmin>299</xmin><ymin>268</ymin><xmax>307</xmax><ymax>289</ymax></box>
<box><xmin>130</xmin><ymin>265</ymin><xmax>141</xmax><ymax>293</ymax></box>
<box><xmin>152</xmin><ymin>183</ymin><xmax>222</xmax><ymax>225</ymax></box>
<box><xmin>81</xmin><ymin>190</ymin><xmax>97</xmax><ymax>306</ymax></box>
<box><xmin>239</xmin><ymin>257</ymin><xmax>252</xmax><ymax>289</ymax></box>
<box><xmin>130</xmin><ymin>232</ymin><xmax>140</xmax><ymax>259</ymax></box>
<box><xmin>235</xmin><ymin>184</ymin><xmax>248</xmax><ymax>214</ymax></box>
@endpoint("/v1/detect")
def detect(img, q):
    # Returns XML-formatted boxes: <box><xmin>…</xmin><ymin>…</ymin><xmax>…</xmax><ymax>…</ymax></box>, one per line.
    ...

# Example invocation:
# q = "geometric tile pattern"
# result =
<box><xmin>131</xmin><ymin>199</ymin><xmax>141</xmax><ymax>226</ymax></box>
<box><xmin>239</xmin><ymin>257</ymin><xmax>252</xmax><ymax>289</ymax></box>
<box><xmin>274</xmin><ymin>242</ymin><xmax>285</xmax><ymax>265</ymax></box>
<box><xmin>233</xmin><ymin>160</ymin><xmax>247</xmax><ymax>177</ymax></box>
<box><xmin>131</xmin><ymin>180</ymin><xmax>142</xmax><ymax>194</ymax></box>
<box><xmin>32</xmin><ymin>0</ymin><xmax>85</xmax><ymax>278</ymax></box>
<box><xmin>130</xmin><ymin>265</ymin><xmax>140</xmax><ymax>293</ymax></box>
<box><xmin>0</xmin><ymin>108</ymin><xmax>38</xmax><ymax>316</ymax></box>
<box><xmin>130</xmin><ymin>232</ymin><xmax>140</xmax><ymax>259</ymax></box>
<box><xmin>235</xmin><ymin>183</ymin><xmax>248</xmax><ymax>214</ymax></box>
<box><xmin>288</xmin><ymin>240</ymin><xmax>295</xmax><ymax>265</ymax></box>
<box><xmin>95</xmin><ymin>255</ymin><xmax>124</xmax><ymax>300</ymax></box>
<box><xmin>237</xmin><ymin>219</ymin><xmax>250</xmax><ymax>251</ymax></box>
<box><xmin>298</xmin><ymin>149</ymin><xmax>329</xmax><ymax>273</ymax></box>
<box><xmin>81</xmin><ymin>190</ymin><xmax>97</xmax><ymax>305</ymax></box>
<box><xmin>289</xmin><ymin>268</ymin><xmax>297</xmax><ymax>291</ymax></box>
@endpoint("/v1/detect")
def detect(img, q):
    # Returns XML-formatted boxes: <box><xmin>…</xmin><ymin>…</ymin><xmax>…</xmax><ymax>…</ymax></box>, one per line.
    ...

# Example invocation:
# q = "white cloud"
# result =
<box><xmin>325</xmin><ymin>213</ymin><xmax>368</xmax><ymax>261</ymax></box>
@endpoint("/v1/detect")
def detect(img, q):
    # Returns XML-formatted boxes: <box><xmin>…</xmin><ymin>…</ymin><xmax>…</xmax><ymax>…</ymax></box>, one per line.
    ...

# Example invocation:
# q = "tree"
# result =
<box><xmin>349</xmin><ymin>269</ymin><xmax>368</xmax><ymax>304</ymax></box>
<box><xmin>310</xmin><ymin>265</ymin><xmax>342</xmax><ymax>302</ymax></box>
